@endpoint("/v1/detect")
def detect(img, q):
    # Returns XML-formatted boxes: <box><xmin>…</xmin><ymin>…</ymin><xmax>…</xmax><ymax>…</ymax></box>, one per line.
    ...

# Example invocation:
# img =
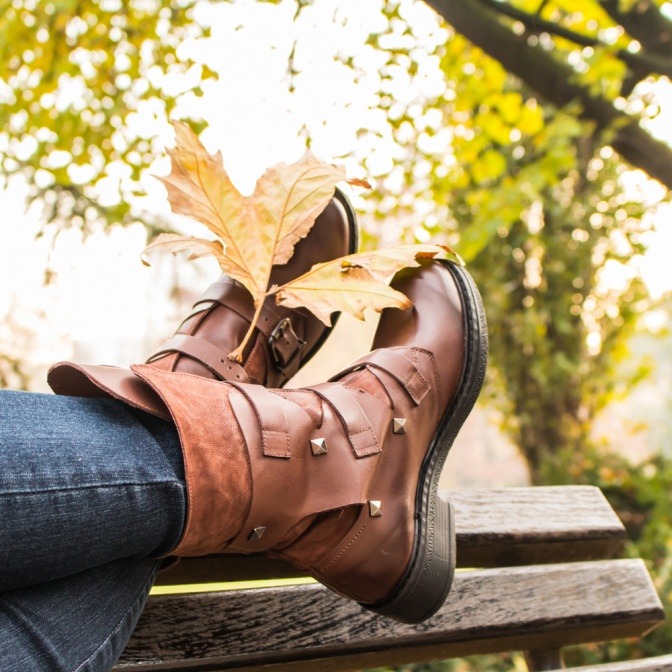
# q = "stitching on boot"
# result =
<box><xmin>404</xmin><ymin>351</ymin><xmax>430</xmax><ymax>404</ymax></box>
<box><xmin>426</xmin><ymin>351</ymin><xmax>442</xmax><ymax>422</ymax></box>
<box><xmin>409</xmin><ymin>348</ymin><xmax>441</xmax><ymax>419</ymax></box>
<box><xmin>262</xmin><ymin>428</ymin><xmax>291</xmax><ymax>458</ymax></box>
<box><xmin>343</xmin><ymin>370</ymin><xmax>366</xmax><ymax>388</ymax></box>
<box><xmin>344</xmin><ymin>370</ymin><xmax>394</xmax><ymax>409</ymax></box>
<box><xmin>319</xmin><ymin>524</ymin><xmax>367</xmax><ymax>573</ymax></box>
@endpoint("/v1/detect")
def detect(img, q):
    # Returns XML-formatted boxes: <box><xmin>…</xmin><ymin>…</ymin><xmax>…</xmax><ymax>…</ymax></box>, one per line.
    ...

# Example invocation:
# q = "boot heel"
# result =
<box><xmin>365</xmin><ymin>495</ymin><xmax>456</xmax><ymax>623</ymax></box>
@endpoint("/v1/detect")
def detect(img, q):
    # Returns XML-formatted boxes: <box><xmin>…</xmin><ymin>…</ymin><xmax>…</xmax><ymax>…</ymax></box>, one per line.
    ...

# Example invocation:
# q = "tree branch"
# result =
<box><xmin>598</xmin><ymin>0</ymin><xmax>672</xmax><ymax>92</ymax></box>
<box><xmin>598</xmin><ymin>0</ymin><xmax>672</xmax><ymax>57</ymax></box>
<box><xmin>479</xmin><ymin>0</ymin><xmax>672</xmax><ymax>79</ymax></box>
<box><xmin>424</xmin><ymin>0</ymin><xmax>672</xmax><ymax>190</ymax></box>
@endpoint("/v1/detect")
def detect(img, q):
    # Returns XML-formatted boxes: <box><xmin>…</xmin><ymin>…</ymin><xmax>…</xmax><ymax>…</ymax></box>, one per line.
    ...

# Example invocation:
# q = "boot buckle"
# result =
<box><xmin>268</xmin><ymin>318</ymin><xmax>306</xmax><ymax>375</ymax></box>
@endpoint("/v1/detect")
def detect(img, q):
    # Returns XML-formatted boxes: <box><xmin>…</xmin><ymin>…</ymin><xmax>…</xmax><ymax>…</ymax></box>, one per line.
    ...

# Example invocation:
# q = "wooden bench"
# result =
<box><xmin>114</xmin><ymin>486</ymin><xmax>668</xmax><ymax>672</ymax></box>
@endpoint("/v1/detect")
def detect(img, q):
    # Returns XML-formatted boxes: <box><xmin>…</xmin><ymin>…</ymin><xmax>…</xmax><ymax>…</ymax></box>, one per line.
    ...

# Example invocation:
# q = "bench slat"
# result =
<box><xmin>564</xmin><ymin>656</ymin><xmax>672</xmax><ymax>671</ymax></box>
<box><xmin>156</xmin><ymin>486</ymin><xmax>626</xmax><ymax>586</ymax></box>
<box><xmin>116</xmin><ymin>559</ymin><xmax>663</xmax><ymax>671</ymax></box>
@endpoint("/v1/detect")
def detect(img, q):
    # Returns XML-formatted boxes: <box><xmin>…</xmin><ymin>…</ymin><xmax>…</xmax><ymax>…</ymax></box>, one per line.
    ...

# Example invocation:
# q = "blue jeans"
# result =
<box><xmin>0</xmin><ymin>389</ymin><xmax>186</xmax><ymax>671</ymax></box>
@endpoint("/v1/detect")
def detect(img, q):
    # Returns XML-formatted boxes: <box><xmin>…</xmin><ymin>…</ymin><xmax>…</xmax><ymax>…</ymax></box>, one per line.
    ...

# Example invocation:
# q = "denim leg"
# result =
<box><xmin>0</xmin><ymin>388</ymin><xmax>186</xmax><ymax>671</ymax></box>
<box><xmin>0</xmin><ymin>556</ymin><xmax>161</xmax><ymax>672</ymax></box>
<box><xmin>0</xmin><ymin>389</ymin><xmax>186</xmax><ymax>590</ymax></box>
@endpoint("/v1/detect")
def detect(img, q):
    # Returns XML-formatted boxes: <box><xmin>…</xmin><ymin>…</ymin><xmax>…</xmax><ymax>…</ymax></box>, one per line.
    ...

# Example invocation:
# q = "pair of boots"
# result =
<box><xmin>48</xmin><ymin>191</ymin><xmax>488</xmax><ymax>624</ymax></box>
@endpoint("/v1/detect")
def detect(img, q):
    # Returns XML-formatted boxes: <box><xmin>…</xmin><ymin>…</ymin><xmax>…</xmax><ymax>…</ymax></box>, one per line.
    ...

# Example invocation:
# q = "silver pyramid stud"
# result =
<box><xmin>310</xmin><ymin>438</ymin><xmax>328</xmax><ymax>456</ymax></box>
<box><xmin>248</xmin><ymin>526</ymin><xmax>266</xmax><ymax>541</ymax></box>
<box><xmin>392</xmin><ymin>418</ymin><xmax>407</xmax><ymax>435</ymax></box>
<box><xmin>369</xmin><ymin>500</ymin><xmax>382</xmax><ymax>517</ymax></box>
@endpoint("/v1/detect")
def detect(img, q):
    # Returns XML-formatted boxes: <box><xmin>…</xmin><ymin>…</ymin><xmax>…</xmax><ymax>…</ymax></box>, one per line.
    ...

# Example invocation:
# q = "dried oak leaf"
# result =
<box><xmin>144</xmin><ymin>120</ymin><xmax>367</xmax><ymax>304</ymax></box>
<box><xmin>142</xmin><ymin>121</ymin><xmax>460</xmax><ymax>361</ymax></box>
<box><xmin>274</xmin><ymin>244</ymin><xmax>458</xmax><ymax>325</ymax></box>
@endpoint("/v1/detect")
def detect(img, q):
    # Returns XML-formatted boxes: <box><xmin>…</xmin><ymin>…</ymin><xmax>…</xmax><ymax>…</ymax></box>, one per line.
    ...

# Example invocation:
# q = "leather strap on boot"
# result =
<box><xmin>146</xmin><ymin>278</ymin><xmax>307</xmax><ymax>383</ymax></box>
<box><xmin>331</xmin><ymin>347</ymin><xmax>435</xmax><ymax>407</ymax></box>
<box><xmin>147</xmin><ymin>334</ymin><xmax>251</xmax><ymax>382</ymax></box>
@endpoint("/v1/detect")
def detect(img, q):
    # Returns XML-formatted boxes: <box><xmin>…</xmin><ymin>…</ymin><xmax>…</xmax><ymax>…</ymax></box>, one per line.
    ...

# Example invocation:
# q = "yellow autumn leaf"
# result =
<box><xmin>144</xmin><ymin>121</ymin><xmax>461</xmax><ymax>362</ymax></box>
<box><xmin>154</xmin><ymin>122</ymin><xmax>253</xmax><ymax>286</ymax></box>
<box><xmin>275</xmin><ymin>265</ymin><xmax>412</xmax><ymax>326</ymax></box>
<box><xmin>152</xmin><ymin>120</ymin><xmax>358</xmax><ymax>301</ymax></box>
<box><xmin>273</xmin><ymin>245</ymin><xmax>452</xmax><ymax>326</ymax></box>
<box><xmin>339</xmin><ymin>244</ymin><xmax>461</xmax><ymax>280</ymax></box>
<box><xmin>253</xmin><ymin>152</ymin><xmax>356</xmax><ymax>266</ymax></box>
<box><xmin>142</xmin><ymin>233</ymin><xmax>228</xmax><ymax>267</ymax></box>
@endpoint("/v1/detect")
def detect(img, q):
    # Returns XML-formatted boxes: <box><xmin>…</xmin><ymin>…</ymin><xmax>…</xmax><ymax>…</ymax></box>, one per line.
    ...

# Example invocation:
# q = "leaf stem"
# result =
<box><xmin>228</xmin><ymin>293</ymin><xmax>268</xmax><ymax>363</ymax></box>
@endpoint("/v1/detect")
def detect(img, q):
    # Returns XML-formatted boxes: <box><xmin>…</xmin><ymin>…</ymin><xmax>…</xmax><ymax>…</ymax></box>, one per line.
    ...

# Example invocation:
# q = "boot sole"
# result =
<box><xmin>285</xmin><ymin>188</ymin><xmax>359</xmax><ymax>380</ymax></box>
<box><xmin>365</xmin><ymin>260</ymin><xmax>488</xmax><ymax>623</ymax></box>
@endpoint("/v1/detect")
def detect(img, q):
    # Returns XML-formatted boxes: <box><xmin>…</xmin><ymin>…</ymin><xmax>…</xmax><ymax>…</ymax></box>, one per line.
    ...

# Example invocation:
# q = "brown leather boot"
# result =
<box><xmin>128</xmin><ymin>259</ymin><xmax>487</xmax><ymax>623</ymax></box>
<box><xmin>47</xmin><ymin>189</ymin><xmax>358</xmax><ymax>418</ymax></box>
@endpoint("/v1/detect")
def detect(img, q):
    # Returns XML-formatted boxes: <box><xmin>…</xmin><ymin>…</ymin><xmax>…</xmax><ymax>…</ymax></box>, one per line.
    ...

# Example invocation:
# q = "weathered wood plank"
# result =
<box><xmin>116</xmin><ymin>559</ymin><xmax>663</xmax><ymax>671</ymax></box>
<box><xmin>451</xmin><ymin>487</ymin><xmax>625</xmax><ymax>567</ymax></box>
<box><xmin>564</xmin><ymin>656</ymin><xmax>672</xmax><ymax>671</ymax></box>
<box><xmin>156</xmin><ymin>486</ymin><xmax>626</xmax><ymax>585</ymax></box>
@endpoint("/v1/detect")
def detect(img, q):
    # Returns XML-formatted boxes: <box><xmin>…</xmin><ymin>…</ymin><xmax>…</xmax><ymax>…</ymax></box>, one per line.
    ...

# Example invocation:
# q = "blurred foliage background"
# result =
<box><xmin>2</xmin><ymin>0</ymin><xmax>672</xmax><ymax>667</ymax></box>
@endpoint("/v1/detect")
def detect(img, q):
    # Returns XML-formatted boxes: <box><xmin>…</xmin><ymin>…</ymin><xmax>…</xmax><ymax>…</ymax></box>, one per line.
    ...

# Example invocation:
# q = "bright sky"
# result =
<box><xmin>1</xmin><ymin>0</ymin><xmax>671</xmax><ymax>389</ymax></box>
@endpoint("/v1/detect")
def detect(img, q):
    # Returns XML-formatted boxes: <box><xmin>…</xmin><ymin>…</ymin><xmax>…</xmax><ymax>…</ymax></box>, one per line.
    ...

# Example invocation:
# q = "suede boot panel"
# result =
<box><xmin>130</xmin><ymin>365</ymin><xmax>252</xmax><ymax>556</ymax></box>
<box><xmin>46</xmin><ymin>362</ymin><xmax>171</xmax><ymax>421</ymax></box>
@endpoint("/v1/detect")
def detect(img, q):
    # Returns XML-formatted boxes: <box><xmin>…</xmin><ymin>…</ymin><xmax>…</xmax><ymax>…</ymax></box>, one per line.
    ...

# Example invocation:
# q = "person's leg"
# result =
<box><xmin>0</xmin><ymin>389</ymin><xmax>185</xmax><ymax>590</ymax></box>
<box><xmin>0</xmin><ymin>388</ymin><xmax>186</xmax><ymax>671</ymax></box>
<box><xmin>0</xmin><ymin>557</ymin><xmax>160</xmax><ymax>672</ymax></box>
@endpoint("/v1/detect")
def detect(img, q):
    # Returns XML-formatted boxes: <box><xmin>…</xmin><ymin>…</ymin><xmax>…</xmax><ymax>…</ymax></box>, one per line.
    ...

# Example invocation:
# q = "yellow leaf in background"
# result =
<box><xmin>497</xmin><ymin>92</ymin><xmax>523</xmax><ymax>125</ymax></box>
<box><xmin>274</xmin><ymin>245</ymin><xmax>453</xmax><ymax>326</ymax></box>
<box><xmin>478</xmin><ymin>113</ymin><xmax>511</xmax><ymax>146</ymax></box>
<box><xmin>519</xmin><ymin>104</ymin><xmax>545</xmax><ymax>136</ymax></box>
<box><xmin>472</xmin><ymin>149</ymin><xmax>507</xmax><ymax>184</ymax></box>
